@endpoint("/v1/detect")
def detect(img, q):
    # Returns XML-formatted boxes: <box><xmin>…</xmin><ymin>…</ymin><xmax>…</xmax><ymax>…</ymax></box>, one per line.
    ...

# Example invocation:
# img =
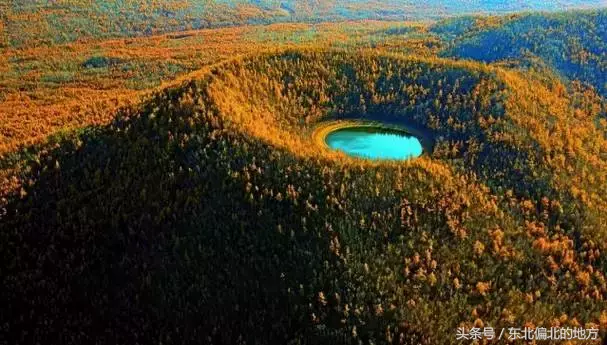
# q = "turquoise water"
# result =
<box><xmin>325</xmin><ymin>127</ymin><xmax>423</xmax><ymax>160</ymax></box>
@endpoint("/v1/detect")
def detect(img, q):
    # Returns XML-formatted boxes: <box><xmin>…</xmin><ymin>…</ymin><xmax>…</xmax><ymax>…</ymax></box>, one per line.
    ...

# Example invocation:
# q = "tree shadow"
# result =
<box><xmin>0</xmin><ymin>85</ymin><xmax>356</xmax><ymax>344</ymax></box>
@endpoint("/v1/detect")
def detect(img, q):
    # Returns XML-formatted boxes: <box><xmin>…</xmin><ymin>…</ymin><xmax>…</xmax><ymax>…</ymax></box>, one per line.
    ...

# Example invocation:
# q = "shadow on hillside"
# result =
<box><xmin>0</xmin><ymin>107</ymin><xmax>368</xmax><ymax>344</ymax></box>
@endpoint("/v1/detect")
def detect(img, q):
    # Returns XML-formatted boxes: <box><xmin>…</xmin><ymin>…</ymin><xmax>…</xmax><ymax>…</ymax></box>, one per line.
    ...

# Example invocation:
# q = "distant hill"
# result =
<box><xmin>434</xmin><ymin>9</ymin><xmax>607</xmax><ymax>97</ymax></box>
<box><xmin>2</xmin><ymin>0</ymin><xmax>606</xmax><ymax>47</ymax></box>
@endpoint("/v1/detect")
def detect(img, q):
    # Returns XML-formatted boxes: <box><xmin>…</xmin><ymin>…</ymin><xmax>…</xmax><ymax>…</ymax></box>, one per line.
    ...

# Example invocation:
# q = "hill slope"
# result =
<box><xmin>2</xmin><ymin>50</ymin><xmax>606</xmax><ymax>344</ymax></box>
<box><xmin>434</xmin><ymin>9</ymin><xmax>607</xmax><ymax>97</ymax></box>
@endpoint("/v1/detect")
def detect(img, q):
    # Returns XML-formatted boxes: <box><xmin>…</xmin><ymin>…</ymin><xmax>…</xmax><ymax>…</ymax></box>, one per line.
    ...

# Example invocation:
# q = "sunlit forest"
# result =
<box><xmin>1</xmin><ymin>1</ymin><xmax>607</xmax><ymax>344</ymax></box>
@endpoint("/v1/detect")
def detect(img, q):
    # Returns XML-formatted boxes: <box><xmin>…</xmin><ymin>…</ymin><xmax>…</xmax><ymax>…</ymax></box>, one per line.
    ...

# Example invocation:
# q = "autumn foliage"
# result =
<box><xmin>1</xmin><ymin>46</ymin><xmax>606</xmax><ymax>344</ymax></box>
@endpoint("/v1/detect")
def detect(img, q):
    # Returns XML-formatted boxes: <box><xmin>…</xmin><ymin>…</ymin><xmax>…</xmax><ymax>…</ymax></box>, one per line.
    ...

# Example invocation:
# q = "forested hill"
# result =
<box><xmin>1</xmin><ymin>0</ymin><xmax>606</xmax><ymax>47</ymax></box>
<box><xmin>434</xmin><ymin>9</ymin><xmax>607</xmax><ymax>97</ymax></box>
<box><xmin>2</xmin><ymin>49</ymin><xmax>607</xmax><ymax>344</ymax></box>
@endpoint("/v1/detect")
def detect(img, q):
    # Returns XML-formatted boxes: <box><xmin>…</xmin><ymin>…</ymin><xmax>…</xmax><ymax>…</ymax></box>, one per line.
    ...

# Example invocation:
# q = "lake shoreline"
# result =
<box><xmin>311</xmin><ymin>119</ymin><xmax>435</xmax><ymax>157</ymax></box>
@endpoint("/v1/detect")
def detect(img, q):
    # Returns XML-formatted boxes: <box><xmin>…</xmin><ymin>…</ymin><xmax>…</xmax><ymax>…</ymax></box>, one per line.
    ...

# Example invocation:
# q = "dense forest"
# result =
<box><xmin>1</xmin><ymin>0</ymin><xmax>606</xmax><ymax>46</ymax></box>
<box><xmin>434</xmin><ymin>10</ymin><xmax>607</xmax><ymax>97</ymax></box>
<box><xmin>2</xmin><ymin>2</ymin><xmax>607</xmax><ymax>344</ymax></box>
<box><xmin>2</xmin><ymin>49</ymin><xmax>607</xmax><ymax>344</ymax></box>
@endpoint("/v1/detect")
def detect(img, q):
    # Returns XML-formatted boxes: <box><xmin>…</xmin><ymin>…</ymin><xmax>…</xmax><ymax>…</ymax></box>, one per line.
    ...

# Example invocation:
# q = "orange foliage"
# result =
<box><xmin>476</xmin><ymin>281</ymin><xmax>491</xmax><ymax>296</ymax></box>
<box><xmin>0</xmin><ymin>21</ymin><xmax>431</xmax><ymax>156</ymax></box>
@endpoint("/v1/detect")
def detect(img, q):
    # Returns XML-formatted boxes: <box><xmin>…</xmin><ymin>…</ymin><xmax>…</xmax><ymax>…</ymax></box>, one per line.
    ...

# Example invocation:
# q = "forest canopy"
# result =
<box><xmin>1</xmin><ymin>48</ymin><xmax>606</xmax><ymax>344</ymax></box>
<box><xmin>1</xmin><ymin>3</ymin><xmax>607</xmax><ymax>344</ymax></box>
